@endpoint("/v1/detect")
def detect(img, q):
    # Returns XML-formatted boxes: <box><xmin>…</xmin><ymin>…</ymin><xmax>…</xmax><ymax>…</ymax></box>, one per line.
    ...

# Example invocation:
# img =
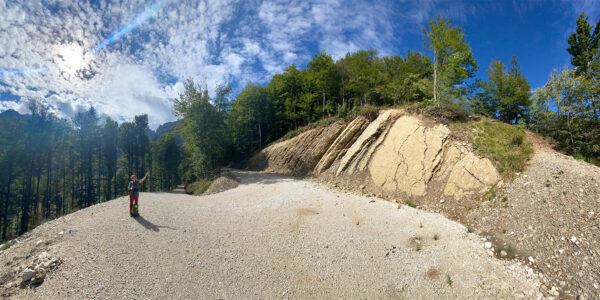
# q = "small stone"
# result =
<box><xmin>571</xmin><ymin>236</ymin><xmax>578</xmax><ymax>244</ymax></box>
<box><xmin>500</xmin><ymin>250</ymin><xmax>508</xmax><ymax>258</ymax></box>
<box><xmin>21</xmin><ymin>268</ymin><xmax>36</xmax><ymax>281</ymax></box>
<box><xmin>31</xmin><ymin>271</ymin><xmax>46</xmax><ymax>284</ymax></box>
<box><xmin>360</xmin><ymin>185</ymin><xmax>366</xmax><ymax>190</ymax></box>
<box><xmin>528</xmin><ymin>256</ymin><xmax>534</xmax><ymax>263</ymax></box>
<box><xmin>558</xmin><ymin>249</ymin><xmax>564</xmax><ymax>254</ymax></box>
<box><xmin>35</xmin><ymin>240</ymin><xmax>43</xmax><ymax>247</ymax></box>
<box><xmin>39</xmin><ymin>252</ymin><xmax>49</xmax><ymax>260</ymax></box>
<box><xmin>439</xmin><ymin>199</ymin><xmax>445</xmax><ymax>204</ymax></box>
<box><xmin>484</xmin><ymin>242</ymin><xmax>492</xmax><ymax>249</ymax></box>
<box><xmin>58</xmin><ymin>231</ymin><xmax>64</xmax><ymax>236</ymax></box>
<box><xmin>487</xmin><ymin>250</ymin><xmax>494</xmax><ymax>256</ymax></box>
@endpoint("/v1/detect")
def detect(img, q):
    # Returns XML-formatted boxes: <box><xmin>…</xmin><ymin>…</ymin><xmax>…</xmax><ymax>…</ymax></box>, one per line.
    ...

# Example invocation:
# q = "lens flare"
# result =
<box><xmin>89</xmin><ymin>0</ymin><xmax>166</xmax><ymax>54</ymax></box>
<box><xmin>0</xmin><ymin>0</ymin><xmax>166</xmax><ymax>77</ymax></box>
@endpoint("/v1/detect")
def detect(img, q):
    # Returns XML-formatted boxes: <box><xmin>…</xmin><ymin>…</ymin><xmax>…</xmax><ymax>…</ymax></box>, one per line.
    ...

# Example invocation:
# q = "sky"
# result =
<box><xmin>0</xmin><ymin>0</ymin><xmax>599</xmax><ymax>129</ymax></box>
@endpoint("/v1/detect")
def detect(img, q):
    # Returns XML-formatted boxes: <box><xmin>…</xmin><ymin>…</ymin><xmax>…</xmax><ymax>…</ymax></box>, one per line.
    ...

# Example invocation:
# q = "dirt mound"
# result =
<box><xmin>203</xmin><ymin>174</ymin><xmax>239</xmax><ymax>195</ymax></box>
<box><xmin>248</xmin><ymin>109</ymin><xmax>500</xmax><ymax>200</ymax></box>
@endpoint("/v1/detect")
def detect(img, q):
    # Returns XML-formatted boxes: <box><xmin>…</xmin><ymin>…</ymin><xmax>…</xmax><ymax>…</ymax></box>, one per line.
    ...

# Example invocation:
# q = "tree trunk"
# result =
<box><xmin>322</xmin><ymin>92</ymin><xmax>326</xmax><ymax>119</ymax></box>
<box><xmin>433</xmin><ymin>50</ymin><xmax>438</xmax><ymax>103</ymax></box>
<box><xmin>258</xmin><ymin>122</ymin><xmax>262</xmax><ymax>151</ymax></box>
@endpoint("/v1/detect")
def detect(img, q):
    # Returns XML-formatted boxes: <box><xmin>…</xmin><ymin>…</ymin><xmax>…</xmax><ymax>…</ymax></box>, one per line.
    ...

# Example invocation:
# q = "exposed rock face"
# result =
<box><xmin>247</xmin><ymin>121</ymin><xmax>346</xmax><ymax>175</ymax></box>
<box><xmin>248</xmin><ymin>109</ymin><xmax>501</xmax><ymax>199</ymax></box>
<box><xmin>315</xmin><ymin>116</ymin><xmax>369</xmax><ymax>174</ymax></box>
<box><xmin>366</xmin><ymin>116</ymin><xmax>450</xmax><ymax>196</ymax></box>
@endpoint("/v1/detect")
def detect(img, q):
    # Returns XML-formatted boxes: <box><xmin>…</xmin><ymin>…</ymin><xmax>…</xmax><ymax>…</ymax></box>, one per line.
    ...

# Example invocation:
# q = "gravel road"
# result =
<box><xmin>2</xmin><ymin>170</ymin><xmax>542</xmax><ymax>299</ymax></box>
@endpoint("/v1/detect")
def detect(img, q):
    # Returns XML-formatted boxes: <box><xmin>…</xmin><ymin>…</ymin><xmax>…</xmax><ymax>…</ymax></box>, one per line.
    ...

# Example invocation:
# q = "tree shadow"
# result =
<box><xmin>134</xmin><ymin>216</ymin><xmax>176</xmax><ymax>232</ymax></box>
<box><xmin>229</xmin><ymin>170</ymin><xmax>297</xmax><ymax>185</ymax></box>
<box><xmin>169</xmin><ymin>186</ymin><xmax>187</xmax><ymax>194</ymax></box>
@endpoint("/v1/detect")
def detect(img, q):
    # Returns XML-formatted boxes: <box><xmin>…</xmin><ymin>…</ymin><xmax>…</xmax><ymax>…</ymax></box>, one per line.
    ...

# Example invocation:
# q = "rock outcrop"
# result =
<box><xmin>248</xmin><ymin>109</ymin><xmax>501</xmax><ymax>200</ymax></box>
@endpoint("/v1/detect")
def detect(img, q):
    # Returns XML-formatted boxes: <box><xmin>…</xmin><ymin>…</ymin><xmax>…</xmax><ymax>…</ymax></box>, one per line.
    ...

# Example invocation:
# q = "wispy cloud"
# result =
<box><xmin>0</xmin><ymin>0</ymin><xmax>521</xmax><ymax>128</ymax></box>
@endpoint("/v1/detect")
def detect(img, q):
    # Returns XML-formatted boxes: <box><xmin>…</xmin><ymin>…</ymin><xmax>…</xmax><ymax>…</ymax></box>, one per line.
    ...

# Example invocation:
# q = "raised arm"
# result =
<box><xmin>139</xmin><ymin>171</ymin><xmax>150</xmax><ymax>183</ymax></box>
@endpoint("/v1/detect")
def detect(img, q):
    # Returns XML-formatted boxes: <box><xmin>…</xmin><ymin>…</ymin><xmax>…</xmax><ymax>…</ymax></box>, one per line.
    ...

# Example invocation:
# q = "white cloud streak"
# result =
<box><xmin>0</xmin><ymin>0</ymin><xmax>469</xmax><ymax>128</ymax></box>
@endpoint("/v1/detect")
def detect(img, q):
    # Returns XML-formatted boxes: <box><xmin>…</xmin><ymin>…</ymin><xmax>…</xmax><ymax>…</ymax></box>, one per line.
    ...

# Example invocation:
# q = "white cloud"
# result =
<box><xmin>0</xmin><ymin>0</ymin><xmax>479</xmax><ymax>129</ymax></box>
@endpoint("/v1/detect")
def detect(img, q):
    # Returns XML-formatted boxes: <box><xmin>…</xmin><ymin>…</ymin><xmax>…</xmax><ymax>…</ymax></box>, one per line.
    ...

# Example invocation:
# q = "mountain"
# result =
<box><xmin>146</xmin><ymin>120</ymin><xmax>179</xmax><ymax>141</ymax></box>
<box><xmin>0</xmin><ymin>109</ymin><xmax>23</xmax><ymax>120</ymax></box>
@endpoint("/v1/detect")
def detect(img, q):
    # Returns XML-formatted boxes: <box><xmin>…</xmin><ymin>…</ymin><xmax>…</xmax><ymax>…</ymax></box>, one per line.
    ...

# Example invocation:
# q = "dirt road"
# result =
<box><xmin>2</xmin><ymin>170</ymin><xmax>542</xmax><ymax>299</ymax></box>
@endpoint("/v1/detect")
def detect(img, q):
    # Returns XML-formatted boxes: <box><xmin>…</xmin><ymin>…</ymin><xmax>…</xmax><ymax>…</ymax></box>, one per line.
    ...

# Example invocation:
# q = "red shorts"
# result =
<box><xmin>129</xmin><ymin>193</ymin><xmax>139</xmax><ymax>213</ymax></box>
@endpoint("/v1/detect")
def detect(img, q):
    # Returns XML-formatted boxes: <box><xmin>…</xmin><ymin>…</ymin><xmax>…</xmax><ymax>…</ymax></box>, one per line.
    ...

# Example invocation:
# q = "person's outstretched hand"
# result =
<box><xmin>145</xmin><ymin>171</ymin><xmax>150</xmax><ymax>177</ymax></box>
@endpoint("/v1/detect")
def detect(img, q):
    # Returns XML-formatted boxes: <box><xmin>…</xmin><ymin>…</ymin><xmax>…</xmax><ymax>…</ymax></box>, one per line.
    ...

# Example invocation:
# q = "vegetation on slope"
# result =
<box><xmin>452</xmin><ymin>119</ymin><xmax>533</xmax><ymax>176</ymax></box>
<box><xmin>185</xmin><ymin>180</ymin><xmax>212</xmax><ymax>195</ymax></box>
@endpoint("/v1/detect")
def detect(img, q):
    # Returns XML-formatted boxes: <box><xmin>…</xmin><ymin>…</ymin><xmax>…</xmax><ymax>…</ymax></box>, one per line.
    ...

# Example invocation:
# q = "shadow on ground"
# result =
<box><xmin>230</xmin><ymin>170</ymin><xmax>296</xmax><ymax>185</ymax></box>
<box><xmin>134</xmin><ymin>216</ymin><xmax>176</xmax><ymax>232</ymax></box>
<box><xmin>169</xmin><ymin>186</ymin><xmax>187</xmax><ymax>194</ymax></box>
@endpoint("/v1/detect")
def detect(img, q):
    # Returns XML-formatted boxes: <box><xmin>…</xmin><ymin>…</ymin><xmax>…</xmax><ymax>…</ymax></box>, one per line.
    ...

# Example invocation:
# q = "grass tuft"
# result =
<box><xmin>433</xmin><ymin>234</ymin><xmax>439</xmax><ymax>240</ymax></box>
<box><xmin>452</xmin><ymin>119</ymin><xmax>533</xmax><ymax>178</ymax></box>
<box><xmin>0</xmin><ymin>241</ymin><xmax>15</xmax><ymax>251</ymax></box>
<box><xmin>405</xmin><ymin>200</ymin><xmax>417</xmax><ymax>208</ymax></box>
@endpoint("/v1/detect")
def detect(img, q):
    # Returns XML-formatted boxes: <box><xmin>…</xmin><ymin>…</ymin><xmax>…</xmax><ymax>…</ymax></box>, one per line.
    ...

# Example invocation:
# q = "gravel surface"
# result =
<box><xmin>467</xmin><ymin>149</ymin><xmax>600</xmax><ymax>298</ymax></box>
<box><xmin>1</xmin><ymin>170</ymin><xmax>543</xmax><ymax>299</ymax></box>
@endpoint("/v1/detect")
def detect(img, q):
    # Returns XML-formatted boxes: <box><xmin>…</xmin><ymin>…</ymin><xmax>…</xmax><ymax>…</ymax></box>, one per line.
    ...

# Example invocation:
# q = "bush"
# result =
<box><xmin>185</xmin><ymin>179</ymin><xmax>212</xmax><ymax>195</ymax></box>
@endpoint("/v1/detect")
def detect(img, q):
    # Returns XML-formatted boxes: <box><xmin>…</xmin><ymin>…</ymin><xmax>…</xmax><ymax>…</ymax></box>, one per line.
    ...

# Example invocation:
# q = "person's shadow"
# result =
<box><xmin>134</xmin><ymin>215</ymin><xmax>176</xmax><ymax>232</ymax></box>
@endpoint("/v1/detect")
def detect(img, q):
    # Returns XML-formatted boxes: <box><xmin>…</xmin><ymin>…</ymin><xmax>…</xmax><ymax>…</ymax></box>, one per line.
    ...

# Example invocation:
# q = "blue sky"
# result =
<box><xmin>0</xmin><ymin>0</ymin><xmax>598</xmax><ymax>128</ymax></box>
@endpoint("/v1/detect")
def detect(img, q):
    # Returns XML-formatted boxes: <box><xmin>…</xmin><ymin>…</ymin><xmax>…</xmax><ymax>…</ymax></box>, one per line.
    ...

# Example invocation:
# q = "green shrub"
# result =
<box><xmin>185</xmin><ymin>179</ymin><xmax>212</xmax><ymax>195</ymax></box>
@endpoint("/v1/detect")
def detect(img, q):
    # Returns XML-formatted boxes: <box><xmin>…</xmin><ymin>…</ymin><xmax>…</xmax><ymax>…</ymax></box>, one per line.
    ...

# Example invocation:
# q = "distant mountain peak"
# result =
<box><xmin>0</xmin><ymin>109</ymin><xmax>22</xmax><ymax>119</ymax></box>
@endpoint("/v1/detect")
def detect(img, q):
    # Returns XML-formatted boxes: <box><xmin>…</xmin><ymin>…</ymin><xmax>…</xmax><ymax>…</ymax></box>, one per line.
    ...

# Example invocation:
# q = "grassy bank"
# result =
<box><xmin>452</xmin><ymin>119</ymin><xmax>533</xmax><ymax>177</ymax></box>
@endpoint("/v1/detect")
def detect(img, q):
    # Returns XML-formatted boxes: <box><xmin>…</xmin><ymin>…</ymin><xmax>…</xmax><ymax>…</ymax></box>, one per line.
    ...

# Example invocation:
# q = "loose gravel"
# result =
<box><xmin>1</xmin><ymin>170</ymin><xmax>542</xmax><ymax>299</ymax></box>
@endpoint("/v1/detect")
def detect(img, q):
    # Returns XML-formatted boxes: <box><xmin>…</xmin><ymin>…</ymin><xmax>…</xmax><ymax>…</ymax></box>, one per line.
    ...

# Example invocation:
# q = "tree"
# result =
<box><xmin>337</xmin><ymin>50</ymin><xmax>380</xmax><ymax>107</ymax></box>
<box><xmin>530</xmin><ymin>68</ymin><xmax>599</xmax><ymax>159</ymax></box>
<box><xmin>151</xmin><ymin>132</ymin><xmax>182</xmax><ymax>191</ymax></box>
<box><xmin>305</xmin><ymin>52</ymin><xmax>340</xmax><ymax>118</ymax></box>
<box><xmin>174</xmin><ymin>80</ymin><xmax>224</xmax><ymax>181</ymax></box>
<box><xmin>567</xmin><ymin>12</ymin><xmax>600</xmax><ymax>121</ymax></box>
<box><xmin>423</xmin><ymin>16</ymin><xmax>478</xmax><ymax>104</ymax></box>
<box><xmin>102</xmin><ymin>117</ymin><xmax>119</xmax><ymax>200</ymax></box>
<box><xmin>567</xmin><ymin>12</ymin><xmax>600</xmax><ymax>76</ymax></box>
<box><xmin>226</xmin><ymin>83</ymin><xmax>270</xmax><ymax>157</ymax></box>
<box><xmin>475</xmin><ymin>55</ymin><xmax>531</xmax><ymax>123</ymax></box>
<box><xmin>377</xmin><ymin>52</ymin><xmax>433</xmax><ymax>105</ymax></box>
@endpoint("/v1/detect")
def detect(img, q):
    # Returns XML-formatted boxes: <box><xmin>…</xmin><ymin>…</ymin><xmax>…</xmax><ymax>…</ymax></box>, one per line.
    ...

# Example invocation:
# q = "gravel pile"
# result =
<box><xmin>203</xmin><ymin>173</ymin><xmax>239</xmax><ymax>195</ymax></box>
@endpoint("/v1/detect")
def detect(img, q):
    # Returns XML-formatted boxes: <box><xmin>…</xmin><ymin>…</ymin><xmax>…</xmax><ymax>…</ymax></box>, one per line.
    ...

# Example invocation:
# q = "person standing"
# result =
<box><xmin>128</xmin><ymin>171</ymin><xmax>149</xmax><ymax>217</ymax></box>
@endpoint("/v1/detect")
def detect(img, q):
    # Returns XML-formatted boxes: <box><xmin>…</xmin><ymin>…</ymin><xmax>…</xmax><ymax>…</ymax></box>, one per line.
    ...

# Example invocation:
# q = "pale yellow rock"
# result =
<box><xmin>336</xmin><ymin>110</ymin><xmax>399</xmax><ymax>176</ymax></box>
<box><xmin>443</xmin><ymin>152</ymin><xmax>500</xmax><ymax>197</ymax></box>
<box><xmin>316</xmin><ymin>116</ymin><xmax>368</xmax><ymax>173</ymax></box>
<box><xmin>368</xmin><ymin>116</ymin><xmax>451</xmax><ymax>197</ymax></box>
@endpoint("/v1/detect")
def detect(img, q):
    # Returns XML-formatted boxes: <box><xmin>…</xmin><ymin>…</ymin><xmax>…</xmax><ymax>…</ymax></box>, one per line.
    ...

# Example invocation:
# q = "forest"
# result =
<box><xmin>0</xmin><ymin>104</ymin><xmax>182</xmax><ymax>241</ymax></box>
<box><xmin>1</xmin><ymin>14</ymin><xmax>600</xmax><ymax>242</ymax></box>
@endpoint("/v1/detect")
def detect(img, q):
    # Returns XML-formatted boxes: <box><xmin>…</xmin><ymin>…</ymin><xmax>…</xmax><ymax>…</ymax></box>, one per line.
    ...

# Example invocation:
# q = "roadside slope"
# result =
<box><xmin>0</xmin><ymin>170</ymin><xmax>541</xmax><ymax>299</ymax></box>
